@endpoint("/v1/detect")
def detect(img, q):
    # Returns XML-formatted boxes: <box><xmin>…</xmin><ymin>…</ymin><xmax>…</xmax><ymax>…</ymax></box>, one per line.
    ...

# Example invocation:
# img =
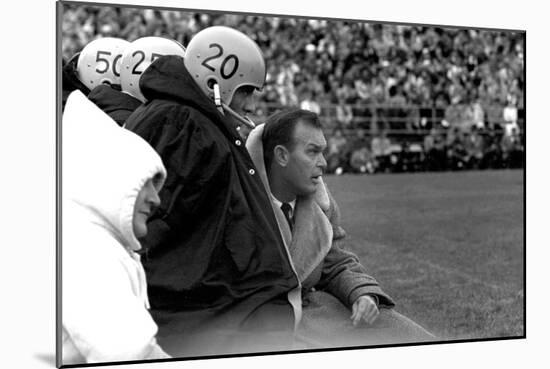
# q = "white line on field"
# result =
<box><xmin>368</xmin><ymin>241</ymin><xmax>515</xmax><ymax>294</ymax></box>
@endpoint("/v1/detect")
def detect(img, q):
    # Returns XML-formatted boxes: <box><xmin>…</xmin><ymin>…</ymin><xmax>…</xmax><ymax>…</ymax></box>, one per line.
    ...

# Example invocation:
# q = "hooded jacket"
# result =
<box><xmin>123</xmin><ymin>55</ymin><xmax>299</xmax><ymax>356</ymax></box>
<box><xmin>87</xmin><ymin>84</ymin><xmax>142</xmax><ymax>126</ymax></box>
<box><xmin>246</xmin><ymin>124</ymin><xmax>395</xmax><ymax>308</ymax></box>
<box><xmin>62</xmin><ymin>91</ymin><xmax>169</xmax><ymax>364</ymax></box>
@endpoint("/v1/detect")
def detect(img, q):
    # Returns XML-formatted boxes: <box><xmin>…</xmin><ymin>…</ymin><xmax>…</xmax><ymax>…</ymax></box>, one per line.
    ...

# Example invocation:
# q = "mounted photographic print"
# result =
<box><xmin>57</xmin><ymin>0</ymin><xmax>525</xmax><ymax>367</ymax></box>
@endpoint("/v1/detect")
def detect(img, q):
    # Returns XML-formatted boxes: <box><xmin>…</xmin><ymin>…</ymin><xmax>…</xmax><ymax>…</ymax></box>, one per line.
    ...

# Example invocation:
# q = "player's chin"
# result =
<box><xmin>133</xmin><ymin>218</ymin><xmax>149</xmax><ymax>238</ymax></box>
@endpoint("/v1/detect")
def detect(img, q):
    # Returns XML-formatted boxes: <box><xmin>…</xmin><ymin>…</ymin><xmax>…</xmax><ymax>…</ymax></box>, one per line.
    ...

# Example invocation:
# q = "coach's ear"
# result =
<box><xmin>274</xmin><ymin>145</ymin><xmax>290</xmax><ymax>167</ymax></box>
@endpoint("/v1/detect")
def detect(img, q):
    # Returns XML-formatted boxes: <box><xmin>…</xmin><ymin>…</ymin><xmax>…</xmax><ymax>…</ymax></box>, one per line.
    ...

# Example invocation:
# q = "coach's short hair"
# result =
<box><xmin>262</xmin><ymin>108</ymin><xmax>322</xmax><ymax>171</ymax></box>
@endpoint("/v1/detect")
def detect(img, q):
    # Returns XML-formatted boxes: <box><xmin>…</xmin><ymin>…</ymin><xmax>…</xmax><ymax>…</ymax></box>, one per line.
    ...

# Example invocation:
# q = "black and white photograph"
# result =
<box><xmin>6</xmin><ymin>0</ymin><xmax>547</xmax><ymax>369</ymax></box>
<box><xmin>55</xmin><ymin>0</ymin><xmax>528</xmax><ymax>367</ymax></box>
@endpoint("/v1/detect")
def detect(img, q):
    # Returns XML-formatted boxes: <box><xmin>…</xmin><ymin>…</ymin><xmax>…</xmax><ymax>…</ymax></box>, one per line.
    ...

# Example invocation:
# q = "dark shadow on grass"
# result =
<box><xmin>35</xmin><ymin>353</ymin><xmax>56</xmax><ymax>366</ymax></box>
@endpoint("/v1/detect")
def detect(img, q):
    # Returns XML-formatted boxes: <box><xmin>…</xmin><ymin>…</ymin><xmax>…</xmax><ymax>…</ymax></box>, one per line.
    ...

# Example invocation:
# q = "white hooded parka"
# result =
<box><xmin>61</xmin><ymin>91</ymin><xmax>169</xmax><ymax>364</ymax></box>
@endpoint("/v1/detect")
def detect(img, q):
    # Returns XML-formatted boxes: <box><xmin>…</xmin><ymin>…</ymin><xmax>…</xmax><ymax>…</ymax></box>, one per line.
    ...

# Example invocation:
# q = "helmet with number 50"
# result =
<box><xmin>184</xmin><ymin>26</ymin><xmax>266</xmax><ymax>128</ymax></box>
<box><xmin>76</xmin><ymin>37</ymin><xmax>130</xmax><ymax>91</ymax></box>
<box><xmin>120</xmin><ymin>37</ymin><xmax>186</xmax><ymax>103</ymax></box>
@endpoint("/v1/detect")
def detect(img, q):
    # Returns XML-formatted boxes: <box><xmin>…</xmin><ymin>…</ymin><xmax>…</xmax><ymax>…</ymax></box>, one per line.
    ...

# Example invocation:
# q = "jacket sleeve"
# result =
<box><xmin>314</xmin><ymin>190</ymin><xmax>396</xmax><ymax>309</ymax></box>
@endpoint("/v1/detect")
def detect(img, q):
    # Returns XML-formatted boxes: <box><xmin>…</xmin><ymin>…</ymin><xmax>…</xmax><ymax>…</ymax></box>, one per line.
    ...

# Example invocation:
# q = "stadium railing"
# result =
<box><xmin>256</xmin><ymin>102</ymin><xmax>525</xmax><ymax>143</ymax></box>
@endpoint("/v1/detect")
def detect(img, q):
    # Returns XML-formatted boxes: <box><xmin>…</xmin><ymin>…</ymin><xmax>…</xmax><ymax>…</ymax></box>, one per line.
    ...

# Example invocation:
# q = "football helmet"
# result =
<box><xmin>184</xmin><ymin>26</ymin><xmax>266</xmax><ymax>127</ymax></box>
<box><xmin>76</xmin><ymin>37</ymin><xmax>130</xmax><ymax>91</ymax></box>
<box><xmin>120</xmin><ymin>37</ymin><xmax>186</xmax><ymax>102</ymax></box>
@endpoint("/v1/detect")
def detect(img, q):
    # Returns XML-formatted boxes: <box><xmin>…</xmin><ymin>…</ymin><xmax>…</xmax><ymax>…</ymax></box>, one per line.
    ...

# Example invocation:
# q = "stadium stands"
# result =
<box><xmin>61</xmin><ymin>4</ymin><xmax>525</xmax><ymax>174</ymax></box>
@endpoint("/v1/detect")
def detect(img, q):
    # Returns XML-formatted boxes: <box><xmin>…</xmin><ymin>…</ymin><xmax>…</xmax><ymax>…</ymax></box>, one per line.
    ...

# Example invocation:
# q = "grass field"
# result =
<box><xmin>324</xmin><ymin>169</ymin><xmax>524</xmax><ymax>341</ymax></box>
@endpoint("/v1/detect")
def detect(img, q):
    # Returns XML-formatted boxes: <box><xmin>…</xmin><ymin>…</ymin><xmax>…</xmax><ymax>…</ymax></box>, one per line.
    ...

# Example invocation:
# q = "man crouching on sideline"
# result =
<box><xmin>246</xmin><ymin>108</ymin><xmax>436</xmax><ymax>348</ymax></box>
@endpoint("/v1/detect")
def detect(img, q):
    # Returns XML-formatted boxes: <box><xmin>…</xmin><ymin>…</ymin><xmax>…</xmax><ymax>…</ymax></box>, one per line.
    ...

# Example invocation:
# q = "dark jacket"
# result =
<box><xmin>124</xmin><ymin>56</ymin><xmax>299</xmax><ymax>357</ymax></box>
<box><xmin>303</xmin><ymin>189</ymin><xmax>396</xmax><ymax>308</ymax></box>
<box><xmin>87</xmin><ymin>85</ymin><xmax>142</xmax><ymax>126</ymax></box>
<box><xmin>62</xmin><ymin>53</ymin><xmax>90</xmax><ymax>112</ymax></box>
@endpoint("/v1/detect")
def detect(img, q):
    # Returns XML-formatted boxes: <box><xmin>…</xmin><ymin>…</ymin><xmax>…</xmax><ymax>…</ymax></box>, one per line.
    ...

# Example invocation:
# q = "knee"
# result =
<box><xmin>377</xmin><ymin>308</ymin><xmax>437</xmax><ymax>341</ymax></box>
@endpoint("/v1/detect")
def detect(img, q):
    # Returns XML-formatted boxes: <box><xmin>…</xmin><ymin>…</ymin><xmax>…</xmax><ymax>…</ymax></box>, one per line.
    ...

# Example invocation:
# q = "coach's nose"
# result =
<box><xmin>318</xmin><ymin>154</ymin><xmax>327</xmax><ymax>172</ymax></box>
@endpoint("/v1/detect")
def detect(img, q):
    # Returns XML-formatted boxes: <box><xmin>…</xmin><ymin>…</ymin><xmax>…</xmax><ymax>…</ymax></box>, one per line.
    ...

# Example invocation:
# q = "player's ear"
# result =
<box><xmin>274</xmin><ymin>145</ymin><xmax>289</xmax><ymax>167</ymax></box>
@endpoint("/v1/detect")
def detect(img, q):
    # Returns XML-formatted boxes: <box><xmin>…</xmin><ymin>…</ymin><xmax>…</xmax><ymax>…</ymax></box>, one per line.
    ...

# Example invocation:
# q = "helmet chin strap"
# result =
<box><xmin>213</xmin><ymin>83</ymin><xmax>224</xmax><ymax>115</ymax></box>
<box><xmin>213</xmin><ymin>83</ymin><xmax>256</xmax><ymax>130</ymax></box>
<box><xmin>221</xmin><ymin>102</ymin><xmax>256</xmax><ymax>130</ymax></box>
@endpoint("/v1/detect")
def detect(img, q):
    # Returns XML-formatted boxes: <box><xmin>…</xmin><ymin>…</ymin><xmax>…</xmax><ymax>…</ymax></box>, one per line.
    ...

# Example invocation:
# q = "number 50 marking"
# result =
<box><xmin>201</xmin><ymin>43</ymin><xmax>239</xmax><ymax>79</ymax></box>
<box><xmin>95</xmin><ymin>50</ymin><xmax>122</xmax><ymax>77</ymax></box>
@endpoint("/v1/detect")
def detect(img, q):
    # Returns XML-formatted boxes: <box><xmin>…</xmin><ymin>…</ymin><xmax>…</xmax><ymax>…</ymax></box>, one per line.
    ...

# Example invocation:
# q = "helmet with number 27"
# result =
<box><xmin>120</xmin><ymin>36</ymin><xmax>186</xmax><ymax>103</ymax></box>
<box><xmin>184</xmin><ymin>26</ymin><xmax>266</xmax><ymax>107</ymax></box>
<box><xmin>76</xmin><ymin>37</ymin><xmax>130</xmax><ymax>91</ymax></box>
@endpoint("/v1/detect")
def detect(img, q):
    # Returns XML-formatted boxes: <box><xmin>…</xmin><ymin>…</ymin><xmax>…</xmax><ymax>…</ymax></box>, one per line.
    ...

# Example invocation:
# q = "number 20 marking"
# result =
<box><xmin>201</xmin><ymin>43</ymin><xmax>239</xmax><ymax>79</ymax></box>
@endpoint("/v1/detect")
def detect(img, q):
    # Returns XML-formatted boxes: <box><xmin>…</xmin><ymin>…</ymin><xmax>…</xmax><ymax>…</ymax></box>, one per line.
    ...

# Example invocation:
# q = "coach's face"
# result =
<box><xmin>280</xmin><ymin>121</ymin><xmax>327</xmax><ymax>197</ymax></box>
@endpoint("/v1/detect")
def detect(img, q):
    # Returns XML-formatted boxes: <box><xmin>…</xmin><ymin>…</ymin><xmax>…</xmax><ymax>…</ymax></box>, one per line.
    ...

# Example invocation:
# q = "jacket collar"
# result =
<box><xmin>139</xmin><ymin>55</ymin><xmax>240</xmax><ymax>141</ymax></box>
<box><xmin>88</xmin><ymin>85</ymin><xmax>142</xmax><ymax>113</ymax></box>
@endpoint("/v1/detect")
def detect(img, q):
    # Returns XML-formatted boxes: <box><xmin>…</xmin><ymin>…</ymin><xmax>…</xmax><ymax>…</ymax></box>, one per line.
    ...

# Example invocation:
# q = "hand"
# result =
<box><xmin>350</xmin><ymin>295</ymin><xmax>379</xmax><ymax>327</ymax></box>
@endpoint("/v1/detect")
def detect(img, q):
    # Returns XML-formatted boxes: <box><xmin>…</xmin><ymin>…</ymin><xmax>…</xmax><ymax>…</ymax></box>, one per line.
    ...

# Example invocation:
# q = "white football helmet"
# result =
<box><xmin>76</xmin><ymin>37</ymin><xmax>130</xmax><ymax>91</ymax></box>
<box><xmin>184</xmin><ymin>26</ymin><xmax>266</xmax><ymax>129</ymax></box>
<box><xmin>120</xmin><ymin>37</ymin><xmax>186</xmax><ymax>103</ymax></box>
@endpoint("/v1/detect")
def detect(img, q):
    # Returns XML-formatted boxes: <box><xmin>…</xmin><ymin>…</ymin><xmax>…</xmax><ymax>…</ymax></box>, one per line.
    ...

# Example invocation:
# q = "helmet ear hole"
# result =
<box><xmin>206</xmin><ymin>78</ymin><xmax>218</xmax><ymax>90</ymax></box>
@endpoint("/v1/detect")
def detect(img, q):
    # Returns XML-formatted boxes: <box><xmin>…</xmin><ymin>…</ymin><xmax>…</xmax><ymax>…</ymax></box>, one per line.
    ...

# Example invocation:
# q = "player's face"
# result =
<box><xmin>229</xmin><ymin>85</ymin><xmax>256</xmax><ymax>113</ymax></box>
<box><xmin>228</xmin><ymin>85</ymin><xmax>256</xmax><ymax>136</ymax></box>
<box><xmin>132</xmin><ymin>177</ymin><xmax>161</xmax><ymax>238</ymax></box>
<box><xmin>283</xmin><ymin>121</ymin><xmax>327</xmax><ymax>197</ymax></box>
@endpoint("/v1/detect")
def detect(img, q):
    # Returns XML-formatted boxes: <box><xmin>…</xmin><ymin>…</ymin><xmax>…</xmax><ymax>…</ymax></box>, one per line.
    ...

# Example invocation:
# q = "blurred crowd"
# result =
<box><xmin>62</xmin><ymin>4</ymin><xmax>525</xmax><ymax>174</ymax></box>
<box><xmin>326</xmin><ymin>124</ymin><xmax>523</xmax><ymax>175</ymax></box>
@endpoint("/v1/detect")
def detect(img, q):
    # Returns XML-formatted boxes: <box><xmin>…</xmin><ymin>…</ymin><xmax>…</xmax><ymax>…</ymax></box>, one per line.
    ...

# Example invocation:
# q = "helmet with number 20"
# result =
<box><xmin>184</xmin><ymin>26</ymin><xmax>266</xmax><ymax>106</ymax></box>
<box><xmin>76</xmin><ymin>37</ymin><xmax>130</xmax><ymax>91</ymax></box>
<box><xmin>120</xmin><ymin>37</ymin><xmax>186</xmax><ymax>103</ymax></box>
